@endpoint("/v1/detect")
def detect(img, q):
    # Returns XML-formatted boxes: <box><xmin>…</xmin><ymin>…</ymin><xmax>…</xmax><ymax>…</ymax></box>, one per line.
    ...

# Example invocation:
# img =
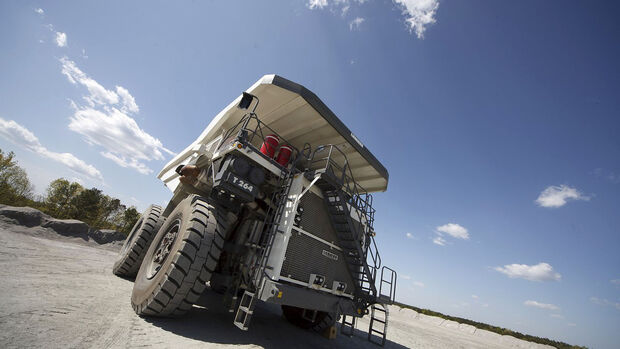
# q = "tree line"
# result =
<box><xmin>393</xmin><ymin>301</ymin><xmax>587</xmax><ymax>349</ymax></box>
<box><xmin>0</xmin><ymin>148</ymin><xmax>140</xmax><ymax>234</ymax></box>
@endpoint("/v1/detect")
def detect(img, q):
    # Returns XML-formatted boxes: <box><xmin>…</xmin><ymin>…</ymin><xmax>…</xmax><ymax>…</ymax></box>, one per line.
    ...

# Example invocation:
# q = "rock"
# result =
<box><xmin>501</xmin><ymin>335</ymin><xmax>532</xmax><ymax>348</ymax></box>
<box><xmin>402</xmin><ymin>308</ymin><xmax>419</xmax><ymax>320</ymax></box>
<box><xmin>474</xmin><ymin>329</ymin><xmax>502</xmax><ymax>341</ymax></box>
<box><xmin>417</xmin><ymin>313</ymin><xmax>445</xmax><ymax>326</ymax></box>
<box><xmin>440</xmin><ymin>319</ymin><xmax>460</xmax><ymax>330</ymax></box>
<box><xmin>530</xmin><ymin>343</ymin><xmax>557</xmax><ymax>349</ymax></box>
<box><xmin>458</xmin><ymin>323</ymin><xmax>477</xmax><ymax>334</ymax></box>
<box><xmin>42</xmin><ymin>219</ymin><xmax>90</xmax><ymax>240</ymax></box>
<box><xmin>88</xmin><ymin>229</ymin><xmax>126</xmax><ymax>244</ymax></box>
<box><xmin>0</xmin><ymin>206</ymin><xmax>51</xmax><ymax>227</ymax></box>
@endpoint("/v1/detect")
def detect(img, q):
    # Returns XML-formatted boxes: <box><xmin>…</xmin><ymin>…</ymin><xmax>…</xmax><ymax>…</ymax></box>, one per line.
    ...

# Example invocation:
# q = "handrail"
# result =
<box><xmin>308</xmin><ymin>144</ymin><xmax>375</xmax><ymax>223</ymax></box>
<box><xmin>217</xmin><ymin>112</ymin><xmax>305</xmax><ymax>173</ymax></box>
<box><xmin>379</xmin><ymin>266</ymin><xmax>397</xmax><ymax>303</ymax></box>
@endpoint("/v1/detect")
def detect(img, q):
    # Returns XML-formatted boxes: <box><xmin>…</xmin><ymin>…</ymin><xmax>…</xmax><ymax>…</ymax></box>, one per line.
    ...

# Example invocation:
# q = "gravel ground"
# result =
<box><xmin>0</xmin><ymin>225</ymin><xmax>553</xmax><ymax>348</ymax></box>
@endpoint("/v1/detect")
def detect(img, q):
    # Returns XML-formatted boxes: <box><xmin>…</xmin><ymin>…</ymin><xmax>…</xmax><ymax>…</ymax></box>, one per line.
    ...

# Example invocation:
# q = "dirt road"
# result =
<box><xmin>0</xmin><ymin>227</ymin><xmax>552</xmax><ymax>348</ymax></box>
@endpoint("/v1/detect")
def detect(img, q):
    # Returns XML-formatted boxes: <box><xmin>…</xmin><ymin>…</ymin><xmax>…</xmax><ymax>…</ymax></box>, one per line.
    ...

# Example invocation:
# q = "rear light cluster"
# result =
<box><xmin>259</xmin><ymin>134</ymin><xmax>292</xmax><ymax>167</ymax></box>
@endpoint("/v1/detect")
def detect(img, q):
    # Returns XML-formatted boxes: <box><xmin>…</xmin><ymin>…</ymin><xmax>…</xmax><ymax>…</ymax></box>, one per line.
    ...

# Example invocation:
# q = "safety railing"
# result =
<box><xmin>307</xmin><ymin>144</ymin><xmax>375</xmax><ymax>231</ymax></box>
<box><xmin>217</xmin><ymin>112</ymin><xmax>311</xmax><ymax>173</ymax></box>
<box><xmin>378</xmin><ymin>266</ymin><xmax>397</xmax><ymax>304</ymax></box>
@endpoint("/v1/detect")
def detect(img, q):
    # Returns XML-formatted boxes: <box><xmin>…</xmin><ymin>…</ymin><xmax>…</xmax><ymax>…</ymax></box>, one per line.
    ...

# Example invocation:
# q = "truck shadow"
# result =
<box><xmin>144</xmin><ymin>291</ymin><xmax>408</xmax><ymax>349</ymax></box>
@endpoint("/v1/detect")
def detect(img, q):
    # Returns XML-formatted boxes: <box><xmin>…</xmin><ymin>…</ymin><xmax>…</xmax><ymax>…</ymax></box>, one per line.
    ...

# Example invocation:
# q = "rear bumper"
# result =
<box><xmin>258</xmin><ymin>278</ymin><xmax>361</xmax><ymax>316</ymax></box>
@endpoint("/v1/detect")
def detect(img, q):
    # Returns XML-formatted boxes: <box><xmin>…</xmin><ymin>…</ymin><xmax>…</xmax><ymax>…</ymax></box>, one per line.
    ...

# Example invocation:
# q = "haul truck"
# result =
<box><xmin>113</xmin><ymin>75</ymin><xmax>397</xmax><ymax>345</ymax></box>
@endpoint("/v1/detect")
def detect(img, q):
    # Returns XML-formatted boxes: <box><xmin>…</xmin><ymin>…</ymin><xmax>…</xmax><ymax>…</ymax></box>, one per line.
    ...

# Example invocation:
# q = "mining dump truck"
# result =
<box><xmin>113</xmin><ymin>75</ymin><xmax>397</xmax><ymax>345</ymax></box>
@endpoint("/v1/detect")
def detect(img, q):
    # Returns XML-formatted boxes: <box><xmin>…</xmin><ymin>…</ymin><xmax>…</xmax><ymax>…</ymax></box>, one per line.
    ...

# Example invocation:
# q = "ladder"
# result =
<box><xmin>341</xmin><ymin>313</ymin><xmax>357</xmax><ymax>337</ymax></box>
<box><xmin>232</xmin><ymin>170</ymin><xmax>296</xmax><ymax>330</ymax></box>
<box><xmin>368</xmin><ymin>303</ymin><xmax>389</xmax><ymax>346</ymax></box>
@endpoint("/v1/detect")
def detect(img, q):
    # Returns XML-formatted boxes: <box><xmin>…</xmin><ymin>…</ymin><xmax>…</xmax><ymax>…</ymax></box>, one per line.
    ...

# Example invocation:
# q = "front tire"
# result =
<box><xmin>131</xmin><ymin>195</ymin><xmax>227</xmax><ymax>317</ymax></box>
<box><xmin>113</xmin><ymin>205</ymin><xmax>164</xmax><ymax>277</ymax></box>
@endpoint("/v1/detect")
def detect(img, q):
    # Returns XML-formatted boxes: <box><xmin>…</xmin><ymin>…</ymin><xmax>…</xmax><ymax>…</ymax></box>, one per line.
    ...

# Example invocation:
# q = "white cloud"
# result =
<box><xmin>59</xmin><ymin>57</ymin><xmax>172</xmax><ymax>175</ymax></box>
<box><xmin>61</xmin><ymin>57</ymin><xmax>119</xmax><ymax>106</ymax></box>
<box><xmin>494</xmin><ymin>262</ymin><xmax>561</xmax><ymax>282</ymax></box>
<box><xmin>306</xmin><ymin>0</ymin><xmax>437</xmax><ymax>37</ymax></box>
<box><xmin>393</xmin><ymin>0</ymin><xmax>439</xmax><ymax>38</ymax></box>
<box><xmin>307</xmin><ymin>0</ymin><xmax>328</xmax><ymax>9</ymax></box>
<box><xmin>100</xmin><ymin>151</ymin><xmax>152</xmax><ymax>175</ymax></box>
<box><xmin>413</xmin><ymin>281</ymin><xmax>425</xmax><ymax>288</ymax></box>
<box><xmin>550</xmin><ymin>314</ymin><xmax>564</xmax><ymax>319</ymax></box>
<box><xmin>524</xmin><ymin>300</ymin><xmax>560</xmax><ymax>311</ymax></box>
<box><xmin>590</xmin><ymin>297</ymin><xmax>620</xmax><ymax>311</ymax></box>
<box><xmin>432</xmin><ymin>236</ymin><xmax>446</xmax><ymax>246</ymax></box>
<box><xmin>401</xmin><ymin>274</ymin><xmax>411</xmax><ymax>280</ymax></box>
<box><xmin>436</xmin><ymin>223</ymin><xmax>469</xmax><ymax>239</ymax></box>
<box><xmin>55</xmin><ymin>32</ymin><xmax>67</xmax><ymax>47</ymax></box>
<box><xmin>115</xmin><ymin>86</ymin><xmax>139</xmax><ymax>113</ymax></box>
<box><xmin>349</xmin><ymin>17</ymin><xmax>365</xmax><ymax>31</ymax></box>
<box><xmin>68</xmin><ymin>107</ymin><xmax>171</xmax><ymax>175</ymax></box>
<box><xmin>536</xmin><ymin>184</ymin><xmax>589</xmax><ymax>208</ymax></box>
<box><xmin>611</xmin><ymin>279</ymin><xmax>620</xmax><ymax>286</ymax></box>
<box><xmin>471</xmin><ymin>295</ymin><xmax>479</xmax><ymax>299</ymax></box>
<box><xmin>0</xmin><ymin>118</ymin><xmax>102</xmax><ymax>181</ymax></box>
<box><xmin>34</xmin><ymin>8</ymin><xmax>44</xmax><ymax>15</ymax></box>
<box><xmin>405</xmin><ymin>232</ymin><xmax>414</xmax><ymax>239</ymax></box>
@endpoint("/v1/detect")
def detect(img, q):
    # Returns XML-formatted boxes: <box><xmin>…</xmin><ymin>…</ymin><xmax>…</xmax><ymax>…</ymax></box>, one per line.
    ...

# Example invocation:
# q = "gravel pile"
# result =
<box><xmin>0</xmin><ymin>205</ymin><xmax>126</xmax><ymax>246</ymax></box>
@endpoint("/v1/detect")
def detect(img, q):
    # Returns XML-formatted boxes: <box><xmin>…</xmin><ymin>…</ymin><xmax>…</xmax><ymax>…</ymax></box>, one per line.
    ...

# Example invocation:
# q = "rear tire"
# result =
<box><xmin>113</xmin><ymin>205</ymin><xmax>164</xmax><ymax>277</ymax></box>
<box><xmin>131</xmin><ymin>195</ymin><xmax>227</xmax><ymax>317</ymax></box>
<box><xmin>312</xmin><ymin>311</ymin><xmax>341</xmax><ymax>333</ymax></box>
<box><xmin>282</xmin><ymin>305</ymin><xmax>335</xmax><ymax>330</ymax></box>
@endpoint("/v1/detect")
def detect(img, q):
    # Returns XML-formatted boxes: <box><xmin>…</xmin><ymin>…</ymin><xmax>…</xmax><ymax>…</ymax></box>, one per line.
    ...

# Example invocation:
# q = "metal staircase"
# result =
<box><xmin>307</xmin><ymin>144</ymin><xmax>397</xmax><ymax>346</ymax></box>
<box><xmin>233</xmin><ymin>169</ymin><xmax>296</xmax><ymax>330</ymax></box>
<box><xmin>320</xmin><ymin>187</ymin><xmax>379</xmax><ymax>305</ymax></box>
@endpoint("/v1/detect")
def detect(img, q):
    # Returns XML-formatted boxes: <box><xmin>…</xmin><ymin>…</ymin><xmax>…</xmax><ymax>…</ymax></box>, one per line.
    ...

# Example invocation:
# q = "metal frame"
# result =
<box><xmin>216</xmin><ymin>92</ymin><xmax>397</xmax><ymax>344</ymax></box>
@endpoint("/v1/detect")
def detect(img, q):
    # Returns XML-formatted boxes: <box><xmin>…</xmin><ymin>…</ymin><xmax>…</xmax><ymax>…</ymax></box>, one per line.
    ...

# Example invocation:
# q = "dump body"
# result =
<box><xmin>158</xmin><ymin>74</ymin><xmax>389</xmax><ymax>193</ymax></box>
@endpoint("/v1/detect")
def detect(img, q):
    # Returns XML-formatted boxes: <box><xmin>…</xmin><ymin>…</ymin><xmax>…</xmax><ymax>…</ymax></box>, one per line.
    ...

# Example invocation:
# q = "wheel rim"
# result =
<box><xmin>146</xmin><ymin>219</ymin><xmax>180</xmax><ymax>279</ymax></box>
<box><xmin>121</xmin><ymin>217</ymin><xmax>143</xmax><ymax>256</ymax></box>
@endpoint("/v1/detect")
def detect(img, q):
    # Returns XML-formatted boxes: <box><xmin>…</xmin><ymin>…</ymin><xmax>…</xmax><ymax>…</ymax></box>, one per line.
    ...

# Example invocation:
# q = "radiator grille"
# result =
<box><xmin>297</xmin><ymin>191</ymin><xmax>338</xmax><ymax>243</ymax></box>
<box><xmin>281</xmin><ymin>230</ymin><xmax>355</xmax><ymax>295</ymax></box>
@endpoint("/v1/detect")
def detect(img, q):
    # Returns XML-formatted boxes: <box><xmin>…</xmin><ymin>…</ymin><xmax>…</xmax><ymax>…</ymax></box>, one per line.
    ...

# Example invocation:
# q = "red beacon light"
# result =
<box><xmin>260</xmin><ymin>134</ymin><xmax>279</xmax><ymax>158</ymax></box>
<box><xmin>275</xmin><ymin>144</ymin><xmax>293</xmax><ymax>167</ymax></box>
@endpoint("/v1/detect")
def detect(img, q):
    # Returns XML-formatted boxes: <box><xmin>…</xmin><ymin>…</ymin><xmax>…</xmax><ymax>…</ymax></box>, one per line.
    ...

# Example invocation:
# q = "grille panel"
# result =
<box><xmin>281</xmin><ymin>229</ymin><xmax>354</xmax><ymax>295</ymax></box>
<box><xmin>297</xmin><ymin>191</ymin><xmax>339</xmax><ymax>243</ymax></box>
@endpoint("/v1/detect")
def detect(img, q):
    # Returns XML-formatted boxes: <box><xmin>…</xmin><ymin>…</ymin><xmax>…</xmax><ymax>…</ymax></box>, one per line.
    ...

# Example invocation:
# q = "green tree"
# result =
<box><xmin>0</xmin><ymin>149</ymin><xmax>34</xmax><ymax>205</ymax></box>
<box><xmin>93</xmin><ymin>195</ymin><xmax>124</xmax><ymax>229</ymax></box>
<box><xmin>121</xmin><ymin>206</ymin><xmax>140</xmax><ymax>234</ymax></box>
<box><xmin>45</xmin><ymin>178</ymin><xmax>83</xmax><ymax>218</ymax></box>
<box><xmin>71</xmin><ymin>187</ymin><xmax>103</xmax><ymax>226</ymax></box>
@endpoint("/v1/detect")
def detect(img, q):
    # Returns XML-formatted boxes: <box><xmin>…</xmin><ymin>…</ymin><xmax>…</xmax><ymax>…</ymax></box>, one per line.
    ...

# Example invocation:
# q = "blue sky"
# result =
<box><xmin>1</xmin><ymin>1</ymin><xmax>619</xmax><ymax>347</ymax></box>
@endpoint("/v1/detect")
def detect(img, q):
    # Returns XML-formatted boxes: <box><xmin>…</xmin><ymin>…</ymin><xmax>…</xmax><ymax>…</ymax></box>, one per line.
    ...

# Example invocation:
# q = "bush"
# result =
<box><xmin>0</xmin><ymin>148</ymin><xmax>140</xmax><ymax>235</ymax></box>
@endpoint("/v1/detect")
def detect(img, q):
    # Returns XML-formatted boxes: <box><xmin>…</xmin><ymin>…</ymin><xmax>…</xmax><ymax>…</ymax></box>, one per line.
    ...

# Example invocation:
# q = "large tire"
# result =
<box><xmin>131</xmin><ymin>195</ymin><xmax>227</xmax><ymax>317</ymax></box>
<box><xmin>113</xmin><ymin>205</ymin><xmax>164</xmax><ymax>277</ymax></box>
<box><xmin>312</xmin><ymin>311</ymin><xmax>341</xmax><ymax>333</ymax></box>
<box><xmin>282</xmin><ymin>305</ymin><xmax>332</xmax><ymax>330</ymax></box>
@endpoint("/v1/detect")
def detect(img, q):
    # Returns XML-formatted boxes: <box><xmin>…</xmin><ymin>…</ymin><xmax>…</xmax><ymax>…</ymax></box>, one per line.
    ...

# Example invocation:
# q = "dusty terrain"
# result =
<box><xmin>0</xmin><ymin>221</ymin><xmax>554</xmax><ymax>348</ymax></box>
